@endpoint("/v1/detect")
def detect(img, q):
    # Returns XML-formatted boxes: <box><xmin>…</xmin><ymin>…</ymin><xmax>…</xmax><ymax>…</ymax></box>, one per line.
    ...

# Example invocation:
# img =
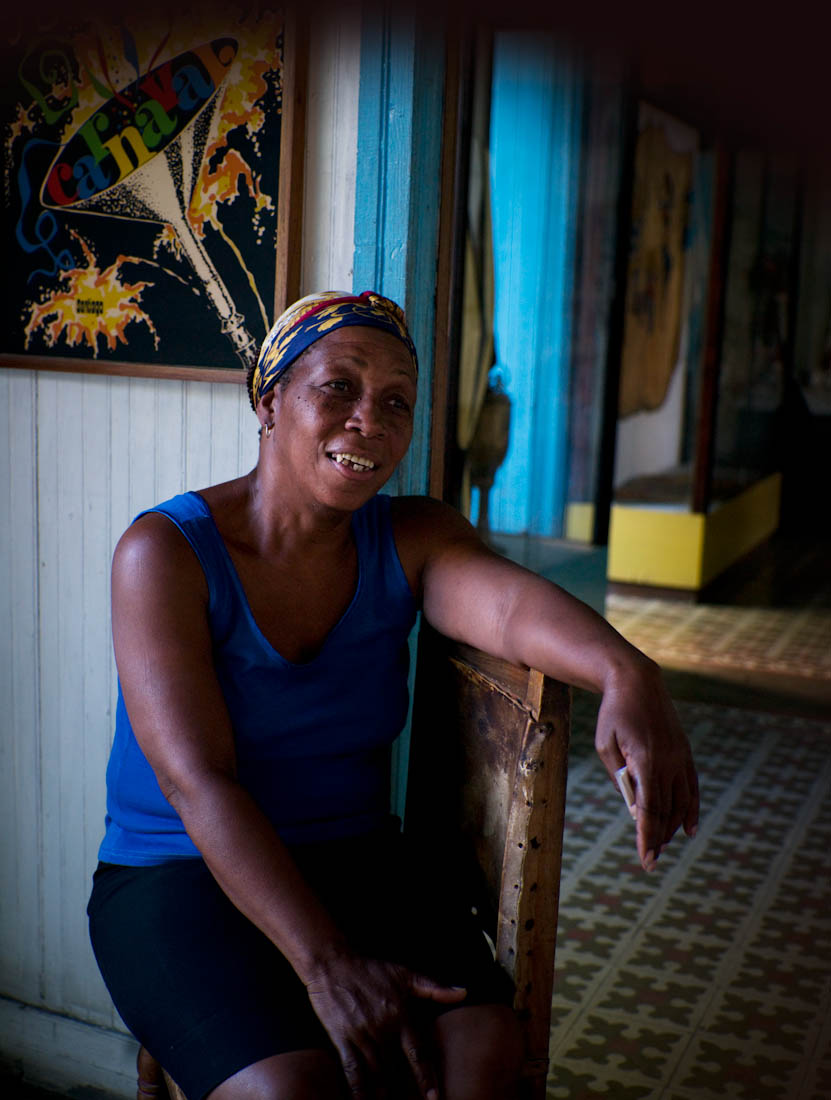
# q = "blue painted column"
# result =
<box><xmin>488</xmin><ymin>34</ymin><xmax>583</xmax><ymax>536</ymax></box>
<box><xmin>353</xmin><ymin>5</ymin><xmax>445</xmax><ymax>498</ymax></box>
<box><xmin>353</xmin><ymin>5</ymin><xmax>446</xmax><ymax>816</ymax></box>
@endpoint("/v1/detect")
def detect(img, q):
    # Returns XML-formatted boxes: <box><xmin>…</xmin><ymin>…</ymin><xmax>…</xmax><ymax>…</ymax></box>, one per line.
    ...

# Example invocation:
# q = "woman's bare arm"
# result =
<box><xmin>394</xmin><ymin>497</ymin><xmax>699</xmax><ymax>872</ymax></box>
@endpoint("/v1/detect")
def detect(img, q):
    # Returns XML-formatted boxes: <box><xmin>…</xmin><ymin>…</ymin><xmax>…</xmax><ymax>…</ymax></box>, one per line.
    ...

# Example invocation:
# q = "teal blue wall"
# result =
<box><xmin>487</xmin><ymin>34</ymin><xmax>583</xmax><ymax>537</ymax></box>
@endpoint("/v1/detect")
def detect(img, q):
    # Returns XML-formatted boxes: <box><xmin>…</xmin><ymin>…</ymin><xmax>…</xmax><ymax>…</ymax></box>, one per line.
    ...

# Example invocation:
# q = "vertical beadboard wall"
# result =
<box><xmin>0</xmin><ymin>16</ymin><xmax>360</xmax><ymax>1096</ymax></box>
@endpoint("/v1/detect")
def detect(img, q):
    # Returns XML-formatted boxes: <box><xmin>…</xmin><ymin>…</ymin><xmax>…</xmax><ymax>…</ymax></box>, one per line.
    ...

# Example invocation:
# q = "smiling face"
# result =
<box><xmin>256</xmin><ymin>325</ymin><xmax>417</xmax><ymax>513</ymax></box>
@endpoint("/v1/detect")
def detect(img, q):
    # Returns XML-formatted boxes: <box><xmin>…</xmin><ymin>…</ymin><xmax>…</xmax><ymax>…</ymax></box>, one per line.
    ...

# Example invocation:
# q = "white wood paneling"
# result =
<box><xmin>0</xmin><ymin>997</ymin><xmax>137</xmax><ymax>1099</ymax></box>
<box><xmin>108</xmin><ymin>377</ymin><xmax>132</xmax><ymax>568</ymax></box>
<box><xmin>36</xmin><ymin>371</ymin><xmax>81</xmax><ymax>1015</ymax></box>
<box><xmin>153</xmin><ymin>379</ymin><xmax>186</xmax><ymax>506</ymax></box>
<box><xmin>127</xmin><ymin>377</ymin><xmax>164</xmax><ymax>518</ymax></box>
<box><xmin>182</xmin><ymin>381</ymin><xmax>215</xmax><ymax>494</ymax></box>
<box><xmin>301</xmin><ymin>10</ymin><xmax>361</xmax><ymax>293</ymax></box>
<box><xmin>0</xmin><ymin>370</ymin><xmax>41</xmax><ymax>1005</ymax></box>
<box><xmin>210</xmin><ymin>383</ymin><xmax>250</xmax><ymax>487</ymax></box>
<box><xmin>79</xmin><ymin>375</ymin><xmax>122</xmax><ymax>1023</ymax></box>
<box><xmin>0</xmin><ymin>13</ymin><xmax>362</xmax><ymax>1090</ymax></box>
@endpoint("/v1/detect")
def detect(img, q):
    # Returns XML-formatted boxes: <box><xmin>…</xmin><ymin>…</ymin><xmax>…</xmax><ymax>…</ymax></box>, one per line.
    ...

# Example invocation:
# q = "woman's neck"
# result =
<box><xmin>240</xmin><ymin>466</ymin><xmax>356</xmax><ymax>558</ymax></box>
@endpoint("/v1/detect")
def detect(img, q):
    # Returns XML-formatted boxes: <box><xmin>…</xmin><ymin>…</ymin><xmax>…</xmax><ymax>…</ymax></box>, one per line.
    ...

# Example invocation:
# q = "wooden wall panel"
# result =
<box><xmin>33</xmin><ymin>372</ymin><xmax>112</xmax><ymax>1021</ymax></box>
<box><xmin>127</xmin><ymin>378</ymin><xmax>164</xmax><ymax>518</ymax></box>
<box><xmin>210</xmin><ymin>384</ymin><xmax>255</xmax><ymax>488</ymax></box>
<box><xmin>79</xmin><ymin>376</ymin><xmax>123</xmax><ymax>1026</ymax></box>
<box><xmin>36</xmin><ymin>372</ymin><xmax>82</xmax><ymax>1015</ymax></box>
<box><xmin>108</xmin><ymin>377</ymin><xmax>132</xmax><ymax>572</ymax></box>
<box><xmin>153</xmin><ymin>379</ymin><xmax>186</xmax><ymax>508</ymax></box>
<box><xmin>0</xmin><ymin>370</ymin><xmax>42</xmax><ymax>1004</ymax></box>
<box><xmin>5</xmin><ymin>373</ymin><xmax>260</xmax><ymax>1029</ymax></box>
<box><xmin>182</xmin><ymin>382</ymin><xmax>214</xmax><ymax>494</ymax></box>
<box><xmin>302</xmin><ymin>14</ymin><xmax>361</xmax><ymax>293</ymax></box>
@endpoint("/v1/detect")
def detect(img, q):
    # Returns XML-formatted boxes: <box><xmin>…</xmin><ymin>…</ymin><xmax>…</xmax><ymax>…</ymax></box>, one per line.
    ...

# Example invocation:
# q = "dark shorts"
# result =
<box><xmin>87</xmin><ymin>821</ymin><xmax>513</xmax><ymax>1100</ymax></box>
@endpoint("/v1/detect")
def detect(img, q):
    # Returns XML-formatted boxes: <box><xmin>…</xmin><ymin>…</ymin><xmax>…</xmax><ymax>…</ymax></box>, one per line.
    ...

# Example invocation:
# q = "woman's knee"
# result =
<box><xmin>207</xmin><ymin>1049</ymin><xmax>346</xmax><ymax>1100</ymax></box>
<box><xmin>435</xmin><ymin>1004</ymin><xmax>525</xmax><ymax>1099</ymax></box>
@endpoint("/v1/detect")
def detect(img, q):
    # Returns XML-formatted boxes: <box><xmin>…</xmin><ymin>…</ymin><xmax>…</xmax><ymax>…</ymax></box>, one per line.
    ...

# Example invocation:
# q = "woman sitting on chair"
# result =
<box><xmin>88</xmin><ymin>291</ymin><xmax>699</xmax><ymax>1100</ymax></box>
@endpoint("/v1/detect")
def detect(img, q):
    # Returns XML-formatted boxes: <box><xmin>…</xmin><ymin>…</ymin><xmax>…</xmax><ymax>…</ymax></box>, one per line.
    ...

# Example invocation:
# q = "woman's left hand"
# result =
<box><xmin>594</xmin><ymin>656</ymin><xmax>699</xmax><ymax>871</ymax></box>
<box><xmin>304</xmin><ymin>949</ymin><xmax>466</xmax><ymax>1099</ymax></box>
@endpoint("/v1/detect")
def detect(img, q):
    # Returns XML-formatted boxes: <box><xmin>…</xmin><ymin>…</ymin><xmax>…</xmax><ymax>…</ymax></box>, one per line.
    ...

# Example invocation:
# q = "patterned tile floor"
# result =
<box><xmin>605</xmin><ymin>596</ymin><xmax>831</xmax><ymax>689</ymax></box>
<box><xmin>550</xmin><ymin>693</ymin><xmax>831</xmax><ymax>1099</ymax></box>
<box><xmin>604</xmin><ymin>530</ymin><xmax>831</xmax><ymax>713</ymax></box>
<box><xmin>549</xmin><ymin>534</ymin><xmax>831</xmax><ymax>1100</ymax></box>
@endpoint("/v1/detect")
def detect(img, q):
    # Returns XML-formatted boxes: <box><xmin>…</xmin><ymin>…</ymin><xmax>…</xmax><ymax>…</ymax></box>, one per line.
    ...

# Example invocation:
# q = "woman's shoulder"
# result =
<box><xmin>390</xmin><ymin>494</ymin><xmax>477</xmax><ymax>539</ymax></box>
<box><xmin>113</xmin><ymin>500</ymin><xmax>210</xmax><ymax>605</ymax></box>
<box><xmin>117</xmin><ymin>476</ymin><xmax>248</xmax><ymax>559</ymax></box>
<box><xmin>114</xmin><ymin>511</ymin><xmax>202</xmax><ymax>576</ymax></box>
<box><xmin>389</xmin><ymin>495</ymin><xmax>481</xmax><ymax>586</ymax></box>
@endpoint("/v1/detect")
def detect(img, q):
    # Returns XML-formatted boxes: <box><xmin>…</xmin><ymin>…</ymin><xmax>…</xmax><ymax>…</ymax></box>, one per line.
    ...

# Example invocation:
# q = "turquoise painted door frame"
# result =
<box><xmin>353</xmin><ymin>6</ymin><xmax>446</xmax><ymax>816</ymax></box>
<box><xmin>353</xmin><ymin>6</ymin><xmax>445</xmax><ymax>498</ymax></box>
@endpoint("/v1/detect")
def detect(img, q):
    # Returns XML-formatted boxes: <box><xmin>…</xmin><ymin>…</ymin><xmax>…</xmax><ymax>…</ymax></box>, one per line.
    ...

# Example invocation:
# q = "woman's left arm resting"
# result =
<box><xmin>410</xmin><ymin>499</ymin><xmax>699</xmax><ymax>872</ymax></box>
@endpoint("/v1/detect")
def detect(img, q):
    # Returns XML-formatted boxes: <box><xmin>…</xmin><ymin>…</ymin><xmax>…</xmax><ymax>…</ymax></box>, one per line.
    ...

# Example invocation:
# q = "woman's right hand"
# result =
<box><xmin>304</xmin><ymin>950</ymin><xmax>467</xmax><ymax>1099</ymax></box>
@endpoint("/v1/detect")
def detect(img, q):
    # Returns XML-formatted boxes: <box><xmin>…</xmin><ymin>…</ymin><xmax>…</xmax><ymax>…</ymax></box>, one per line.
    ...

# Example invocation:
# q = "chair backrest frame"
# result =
<box><xmin>406</xmin><ymin>627</ymin><xmax>571</xmax><ymax>1095</ymax></box>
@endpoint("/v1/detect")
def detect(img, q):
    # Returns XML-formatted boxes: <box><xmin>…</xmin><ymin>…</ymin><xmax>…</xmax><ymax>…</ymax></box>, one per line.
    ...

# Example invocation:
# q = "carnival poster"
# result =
<box><xmin>1</xmin><ymin>7</ymin><xmax>287</xmax><ymax>375</ymax></box>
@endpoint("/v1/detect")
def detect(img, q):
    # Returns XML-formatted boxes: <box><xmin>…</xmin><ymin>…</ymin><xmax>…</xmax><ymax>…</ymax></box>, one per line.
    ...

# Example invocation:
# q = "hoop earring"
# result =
<box><xmin>264</xmin><ymin>423</ymin><xmax>273</xmax><ymax>438</ymax></box>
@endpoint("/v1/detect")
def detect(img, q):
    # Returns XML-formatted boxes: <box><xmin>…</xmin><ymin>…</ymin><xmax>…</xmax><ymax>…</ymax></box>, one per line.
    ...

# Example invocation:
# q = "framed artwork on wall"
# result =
<box><xmin>0</xmin><ymin>5</ymin><xmax>305</xmax><ymax>382</ymax></box>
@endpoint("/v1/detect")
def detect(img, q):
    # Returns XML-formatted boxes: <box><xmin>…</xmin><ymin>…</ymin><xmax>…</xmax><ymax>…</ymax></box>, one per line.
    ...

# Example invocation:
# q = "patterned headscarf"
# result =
<box><xmin>249</xmin><ymin>290</ymin><xmax>418</xmax><ymax>409</ymax></box>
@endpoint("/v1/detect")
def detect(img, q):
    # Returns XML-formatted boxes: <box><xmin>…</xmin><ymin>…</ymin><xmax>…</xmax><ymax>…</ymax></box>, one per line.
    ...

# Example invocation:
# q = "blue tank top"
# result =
<box><xmin>98</xmin><ymin>491</ymin><xmax>417</xmax><ymax>864</ymax></box>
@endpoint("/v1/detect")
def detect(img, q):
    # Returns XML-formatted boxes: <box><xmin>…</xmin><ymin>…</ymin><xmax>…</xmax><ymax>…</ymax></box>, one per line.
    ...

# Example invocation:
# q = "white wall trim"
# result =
<box><xmin>0</xmin><ymin>996</ymin><xmax>137</xmax><ymax>1098</ymax></box>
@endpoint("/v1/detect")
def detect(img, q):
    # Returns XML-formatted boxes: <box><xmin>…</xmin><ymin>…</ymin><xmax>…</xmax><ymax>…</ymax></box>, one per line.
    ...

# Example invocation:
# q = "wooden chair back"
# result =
<box><xmin>406</xmin><ymin>626</ymin><xmax>571</xmax><ymax>1100</ymax></box>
